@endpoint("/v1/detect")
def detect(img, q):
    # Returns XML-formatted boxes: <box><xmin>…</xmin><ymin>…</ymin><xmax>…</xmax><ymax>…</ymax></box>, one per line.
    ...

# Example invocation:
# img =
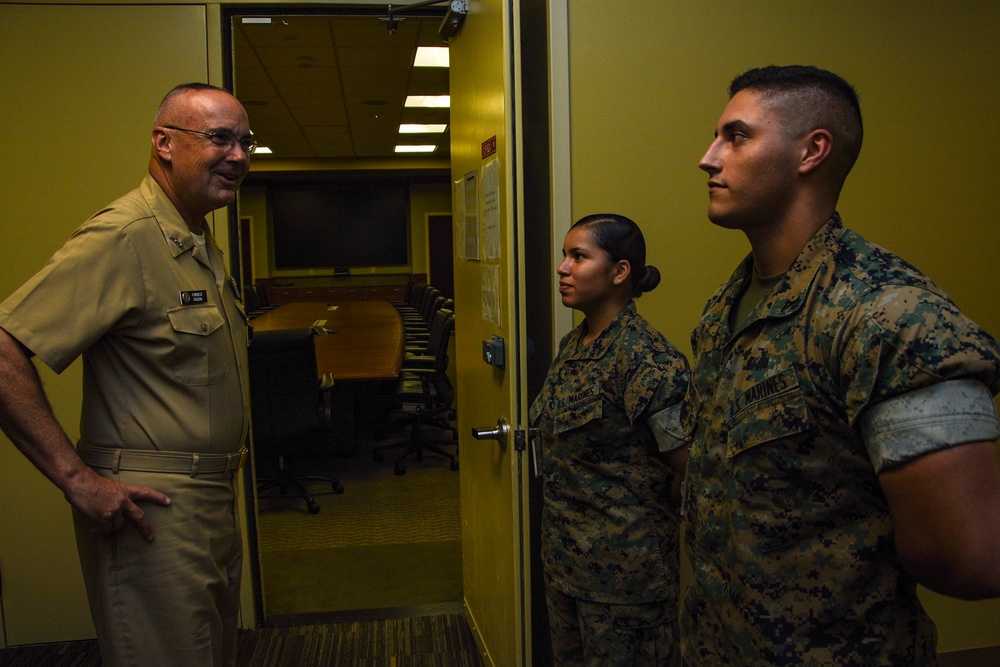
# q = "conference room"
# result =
<box><xmin>232</xmin><ymin>10</ymin><xmax>464</xmax><ymax>625</ymax></box>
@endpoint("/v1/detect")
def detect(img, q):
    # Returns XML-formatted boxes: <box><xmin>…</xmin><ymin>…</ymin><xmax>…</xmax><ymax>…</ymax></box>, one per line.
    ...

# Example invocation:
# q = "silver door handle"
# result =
<box><xmin>471</xmin><ymin>418</ymin><xmax>509</xmax><ymax>446</ymax></box>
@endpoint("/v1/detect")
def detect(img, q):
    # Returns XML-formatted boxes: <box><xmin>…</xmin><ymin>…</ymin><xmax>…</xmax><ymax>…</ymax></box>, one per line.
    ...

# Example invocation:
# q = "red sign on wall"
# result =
<box><xmin>482</xmin><ymin>135</ymin><xmax>497</xmax><ymax>159</ymax></box>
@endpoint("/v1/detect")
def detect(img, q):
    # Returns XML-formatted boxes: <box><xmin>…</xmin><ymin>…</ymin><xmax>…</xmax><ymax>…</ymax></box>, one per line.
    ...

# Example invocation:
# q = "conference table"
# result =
<box><xmin>250</xmin><ymin>300</ymin><xmax>405</xmax><ymax>449</ymax></box>
<box><xmin>250</xmin><ymin>300</ymin><xmax>405</xmax><ymax>381</ymax></box>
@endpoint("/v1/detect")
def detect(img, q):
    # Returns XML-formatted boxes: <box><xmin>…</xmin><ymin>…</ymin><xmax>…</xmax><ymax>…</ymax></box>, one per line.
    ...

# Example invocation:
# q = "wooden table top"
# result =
<box><xmin>250</xmin><ymin>301</ymin><xmax>404</xmax><ymax>381</ymax></box>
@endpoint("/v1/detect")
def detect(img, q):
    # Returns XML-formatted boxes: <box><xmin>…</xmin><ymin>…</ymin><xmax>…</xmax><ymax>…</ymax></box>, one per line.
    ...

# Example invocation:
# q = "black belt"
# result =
<box><xmin>77</xmin><ymin>443</ymin><xmax>247</xmax><ymax>477</ymax></box>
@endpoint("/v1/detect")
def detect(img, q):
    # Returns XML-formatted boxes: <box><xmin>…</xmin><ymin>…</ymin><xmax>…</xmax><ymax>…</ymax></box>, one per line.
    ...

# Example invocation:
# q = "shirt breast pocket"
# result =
<box><xmin>725</xmin><ymin>382</ymin><xmax>839</xmax><ymax>552</ymax></box>
<box><xmin>166</xmin><ymin>305</ymin><xmax>229</xmax><ymax>386</ymax></box>
<box><xmin>552</xmin><ymin>392</ymin><xmax>603</xmax><ymax>436</ymax></box>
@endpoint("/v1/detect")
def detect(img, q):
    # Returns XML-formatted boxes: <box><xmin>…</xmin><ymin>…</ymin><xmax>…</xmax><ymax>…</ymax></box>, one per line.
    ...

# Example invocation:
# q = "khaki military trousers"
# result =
<box><xmin>74</xmin><ymin>466</ymin><xmax>242</xmax><ymax>667</ymax></box>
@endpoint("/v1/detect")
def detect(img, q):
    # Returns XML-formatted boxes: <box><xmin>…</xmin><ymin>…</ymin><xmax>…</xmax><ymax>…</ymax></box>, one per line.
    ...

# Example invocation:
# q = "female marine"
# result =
<box><xmin>530</xmin><ymin>214</ymin><xmax>689</xmax><ymax>666</ymax></box>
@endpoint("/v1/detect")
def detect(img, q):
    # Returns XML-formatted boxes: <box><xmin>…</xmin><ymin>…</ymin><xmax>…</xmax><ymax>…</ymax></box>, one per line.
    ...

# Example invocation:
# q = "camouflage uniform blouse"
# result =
<box><xmin>530</xmin><ymin>303</ymin><xmax>690</xmax><ymax>604</ymax></box>
<box><xmin>681</xmin><ymin>215</ymin><xmax>1000</xmax><ymax>665</ymax></box>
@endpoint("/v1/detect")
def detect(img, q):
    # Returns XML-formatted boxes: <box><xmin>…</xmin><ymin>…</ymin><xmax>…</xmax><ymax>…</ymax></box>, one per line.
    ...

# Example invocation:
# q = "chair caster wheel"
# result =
<box><xmin>307</xmin><ymin>502</ymin><xmax>320</xmax><ymax>515</ymax></box>
<box><xmin>450</xmin><ymin>460</ymin><xmax>459</xmax><ymax>471</ymax></box>
<box><xmin>394</xmin><ymin>465</ymin><xmax>406</xmax><ymax>476</ymax></box>
<box><xmin>372</xmin><ymin>452</ymin><xmax>383</xmax><ymax>462</ymax></box>
<box><xmin>333</xmin><ymin>483</ymin><xmax>345</xmax><ymax>494</ymax></box>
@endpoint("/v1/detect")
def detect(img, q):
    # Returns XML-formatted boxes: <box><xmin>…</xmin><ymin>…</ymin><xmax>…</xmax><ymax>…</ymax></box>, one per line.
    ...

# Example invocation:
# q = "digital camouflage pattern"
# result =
<box><xmin>546</xmin><ymin>581</ymin><xmax>681</xmax><ymax>667</ymax></box>
<box><xmin>529</xmin><ymin>302</ymin><xmax>690</xmax><ymax>604</ymax></box>
<box><xmin>681</xmin><ymin>215</ymin><xmax>1000</xmax><ymax>665</ymax></box>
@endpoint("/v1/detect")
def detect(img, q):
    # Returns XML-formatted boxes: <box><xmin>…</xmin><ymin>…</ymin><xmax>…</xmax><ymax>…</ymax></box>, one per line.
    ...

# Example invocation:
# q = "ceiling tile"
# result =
<box><xmin>232</xmin><ymin>13</ymin><xmax>449</xmax><ymax>160</ymax></box>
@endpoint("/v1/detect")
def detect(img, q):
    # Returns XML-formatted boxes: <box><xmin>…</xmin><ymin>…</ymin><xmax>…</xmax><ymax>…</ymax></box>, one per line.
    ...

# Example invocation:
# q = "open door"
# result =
<box><xmin>450</xmin><ymin>0</ymin><xmax>534</xmax><ymax>664</ymax></box>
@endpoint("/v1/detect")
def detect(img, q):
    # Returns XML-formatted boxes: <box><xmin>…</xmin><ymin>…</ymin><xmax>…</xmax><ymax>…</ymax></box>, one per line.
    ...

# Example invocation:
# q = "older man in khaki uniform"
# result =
<box><xmin>0</xmin><ymin>83</ymin><xmax>254</xmax><ymax>667</ymax></box>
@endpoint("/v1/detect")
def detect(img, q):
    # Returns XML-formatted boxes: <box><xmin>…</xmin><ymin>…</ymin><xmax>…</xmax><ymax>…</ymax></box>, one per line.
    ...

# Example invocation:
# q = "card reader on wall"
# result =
<box><xmin>483</xmin><ymin>335</ymin><xmax>505</xmax><ymax>368</ymax></box>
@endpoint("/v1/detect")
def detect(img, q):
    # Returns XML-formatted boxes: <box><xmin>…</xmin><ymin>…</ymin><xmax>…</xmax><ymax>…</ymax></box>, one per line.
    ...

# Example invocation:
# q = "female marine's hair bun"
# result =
<box><xmin>633</xmin><ymin>265</ymin><xmax>661</xmax><ymax>297</ymax></box>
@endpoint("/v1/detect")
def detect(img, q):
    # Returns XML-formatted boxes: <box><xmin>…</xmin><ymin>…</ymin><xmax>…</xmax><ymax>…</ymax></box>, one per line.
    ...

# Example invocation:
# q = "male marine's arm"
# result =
<box><xmin>0</xmin><ymin>326</ymin><xmax>170</xmax><ymax>540</ymax></box>
<box><xmin>864</xmin><ymin>379</ymin><xmax>1000</xmax><ymax>599</ymax></box>
<box><xmin>879</xmin><ymin>439</ymin><xmax>1000</xmax><ymax>599</ymax></box>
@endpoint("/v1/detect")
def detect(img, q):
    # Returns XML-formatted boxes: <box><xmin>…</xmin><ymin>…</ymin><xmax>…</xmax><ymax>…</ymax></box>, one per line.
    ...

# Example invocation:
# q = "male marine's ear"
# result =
<box><xmin>799</xmin><ymin>128</ymin><xmax>834</xmax><ymax>175</ymax></box>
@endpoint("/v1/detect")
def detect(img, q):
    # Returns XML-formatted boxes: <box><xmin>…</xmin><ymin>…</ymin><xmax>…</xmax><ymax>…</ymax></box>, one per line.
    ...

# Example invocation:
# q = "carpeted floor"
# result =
<box><xmin>256</xmin><ymin>433</ymin><xmax>462</xmax><ymax>618</ymax></box>
<box><xmin>257</xmin><ymin>453</ymin><xmax>460</xmax><ymax>549</ymax></box>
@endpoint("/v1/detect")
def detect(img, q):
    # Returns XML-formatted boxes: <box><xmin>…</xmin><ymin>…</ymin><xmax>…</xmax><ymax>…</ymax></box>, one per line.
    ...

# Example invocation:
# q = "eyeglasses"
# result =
<box><xmin>163</xmin><ymin>125</ymin><xmax>257</xmax><ymax>155</ymax></box>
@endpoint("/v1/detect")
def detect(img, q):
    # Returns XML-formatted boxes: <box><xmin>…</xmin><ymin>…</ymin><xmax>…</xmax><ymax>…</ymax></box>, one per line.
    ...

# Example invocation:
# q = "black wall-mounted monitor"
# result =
<box><xmin>270</xmin><ymin>185</ymin><xmax>410</xmax><ymax>269</ymax></box>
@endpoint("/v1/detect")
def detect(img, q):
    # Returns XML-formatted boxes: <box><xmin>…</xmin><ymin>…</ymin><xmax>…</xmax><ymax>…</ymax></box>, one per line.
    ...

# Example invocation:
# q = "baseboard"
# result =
<box><xmin>464</xmin><ymin>598</ymin><xmax>494</xmax><ymax>667</ymax></box>
<box><xmin>939</xmin><ymin>645</ymin><xmax>1000</xmax><ymax>667</ymax></box>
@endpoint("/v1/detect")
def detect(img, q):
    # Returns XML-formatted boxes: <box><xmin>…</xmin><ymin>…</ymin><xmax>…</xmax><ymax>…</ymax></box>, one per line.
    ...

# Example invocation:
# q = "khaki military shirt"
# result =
<box><xmin>681</xmin><ymin>215</ymin><xmax>1000</xmax><ymax>665</ymax></box>
<box><xmin>530</xmin><ymin>303</ymin><xmax>690</xmax><ymax>605</ymax></box>
<box><xmin>0</xmin><ymin>176</ymin><xmax>249</xmax><ymax>454</ymax></box>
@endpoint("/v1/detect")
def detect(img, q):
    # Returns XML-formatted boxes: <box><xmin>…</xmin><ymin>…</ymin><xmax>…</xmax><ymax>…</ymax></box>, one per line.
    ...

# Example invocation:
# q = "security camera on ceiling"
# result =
<box><xmin>380</xmin><ymin>0</ymin><xmax>467</xmax><ymax>40</ymax></box>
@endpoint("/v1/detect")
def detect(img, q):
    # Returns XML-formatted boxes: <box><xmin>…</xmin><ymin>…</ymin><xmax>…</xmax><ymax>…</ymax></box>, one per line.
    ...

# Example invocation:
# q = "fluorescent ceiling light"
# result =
<box><xmin>405</xmin><ymin>95</ymin><xmax>450</xmax><ymax>108</ymax></box>
<box><xmin>395</xmin><ymin>145</ymin><xmax>437</xmax><ymax>153</ymax></box>
<box><xmin>241</xmin><ymin>17</ymin><xmax>272</xmax><ymax>24</ymax></box>
<box><xmin>414</xmin><ymin>47</ymin><xmax>449</xmax><ymax>68</ymax></box>
<box><xmin>399</xmin><ymin>124</ymin><xmax>447</xmax><ymax>134</ymax></box>
<box><xmin>254</xmin><ymin>146</ymin><xmax>273</xmax><ymax>155</ymax></box>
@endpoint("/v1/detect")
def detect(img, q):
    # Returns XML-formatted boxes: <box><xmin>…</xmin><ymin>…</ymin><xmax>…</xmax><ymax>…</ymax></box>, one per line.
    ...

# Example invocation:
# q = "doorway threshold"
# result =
<box><xmin>264</xmin><ymin>601</ymin><xmax>465</xmax><ymax>626</ymax></box>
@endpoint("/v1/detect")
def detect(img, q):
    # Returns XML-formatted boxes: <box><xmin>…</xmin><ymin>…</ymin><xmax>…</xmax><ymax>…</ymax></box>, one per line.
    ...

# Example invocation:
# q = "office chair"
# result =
<box><xmin>251</xmin><ymin>284</ymin><xmax>279</xmax><ymax>312</ymax></box>
<box><xmin>399</xmin><ymin>287</ymin><xmax>440</xmax><ymax>332</ymax></box>
<box><xmin>373</xmin><ymin>310</ymin><xmax>458</xmax><ymax>475</ymax></box>
<box><xmin>391</xmin><ymin>276</ymin><xmax>424</xmax><ymax>308</ymax></box>
<box><xmin>249</xmin><ymin>328</ymin><xmax>344</xmax><ymax>514</ymax></box>
<box><xmin>404</xmin><ymin>295</ymin><xmax>446</xmax><ymax>342</ymax></box>
<box><xmin>392</xmin><ymin>281</ymin><xmax>428</xmax><ymax>315</ymax></box>
<box><xmin>243</xmin><ymin>284</ymin><xmax>267</xmax><ymax>319</ymax></box>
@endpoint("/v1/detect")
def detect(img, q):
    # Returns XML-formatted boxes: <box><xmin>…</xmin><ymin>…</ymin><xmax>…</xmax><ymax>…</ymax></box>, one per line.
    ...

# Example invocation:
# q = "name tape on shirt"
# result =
<box><xmin>179</xmin><ymin>290</ymin><xmax>208</xmax><ymax>305</ymax></box>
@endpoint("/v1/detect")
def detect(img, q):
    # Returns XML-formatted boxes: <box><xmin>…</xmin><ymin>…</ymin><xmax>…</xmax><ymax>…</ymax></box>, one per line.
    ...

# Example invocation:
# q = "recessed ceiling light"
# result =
<box><xmin>405</xmin><ymin>95</ymin><xmax>450</xmax><ymax>108</ymax></box>
<box><xmin>399</xmin><ymin>124</ymin><xmax>447</xmax><ymax>134</ymax></box>
<box><xmin>414</xmin><ymin>47</ymin><xmax>449</xmax><ymax>68</ymax></box>
<box><xmin>395</xmin><ymin>145</ymin><xmax>437</xmax><ymax>153</ymax></box>
<box><xmin>254</xmin><ymin>146</ymin><xmax>273</xmax><ymax>155</ymax></box>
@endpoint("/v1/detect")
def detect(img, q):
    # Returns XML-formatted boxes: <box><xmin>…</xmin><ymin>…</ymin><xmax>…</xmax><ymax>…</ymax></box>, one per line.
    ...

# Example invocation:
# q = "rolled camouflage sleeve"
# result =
<box><xmin>640</xmin><ymin>347</ymin><xmax>691</xmax><ymax>452</ymax></box>
<box><xmin>840</xmin><ymin>285</ymin><xmax>1000</xmax><ymax>470</ymax></box>
<box><xmin>648</xmin><ymin>400</ymin><xmax>689</xmax><ymax>452</ymax></box>
<box><xmin>860</xmin><ymin>379</ymin><xmax>1000</xmax><ymax>472</ymax></box>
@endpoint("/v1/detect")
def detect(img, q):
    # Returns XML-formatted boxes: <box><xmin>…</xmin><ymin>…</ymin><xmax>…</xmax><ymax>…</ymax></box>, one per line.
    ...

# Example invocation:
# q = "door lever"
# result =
<box><xmin>472</xmin><ymin>418</ymin><xmax>509</xmax><ymax>448</ymax></box>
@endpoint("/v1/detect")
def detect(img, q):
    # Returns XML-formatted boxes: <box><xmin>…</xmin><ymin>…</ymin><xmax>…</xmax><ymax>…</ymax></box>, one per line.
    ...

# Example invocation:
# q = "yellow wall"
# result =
<box><xmin>410</xmin><ymin>182</ymin><xmax>453</xmax><ymax>274</ymax></box>
<box><xmin>0</xmin><ymin>2</ymin><xmax>213</xmax><ymax>646</ymax></box>
<box><xmin>567</xmin><ymin>0</ymin><xmax>1000</xmax><ymax>654</ymax></box>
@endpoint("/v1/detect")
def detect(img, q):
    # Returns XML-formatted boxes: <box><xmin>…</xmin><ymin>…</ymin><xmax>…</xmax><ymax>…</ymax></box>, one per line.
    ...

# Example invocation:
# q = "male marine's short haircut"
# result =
<box><xmin>153</xmin><ymin>83</ymin><xmax>231</xmax><ymax>127</ymax></box>
<box><xmin>730</xmin><ymin>65</ymin><xmax>863</xmax><ymax>182</ymax></box>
